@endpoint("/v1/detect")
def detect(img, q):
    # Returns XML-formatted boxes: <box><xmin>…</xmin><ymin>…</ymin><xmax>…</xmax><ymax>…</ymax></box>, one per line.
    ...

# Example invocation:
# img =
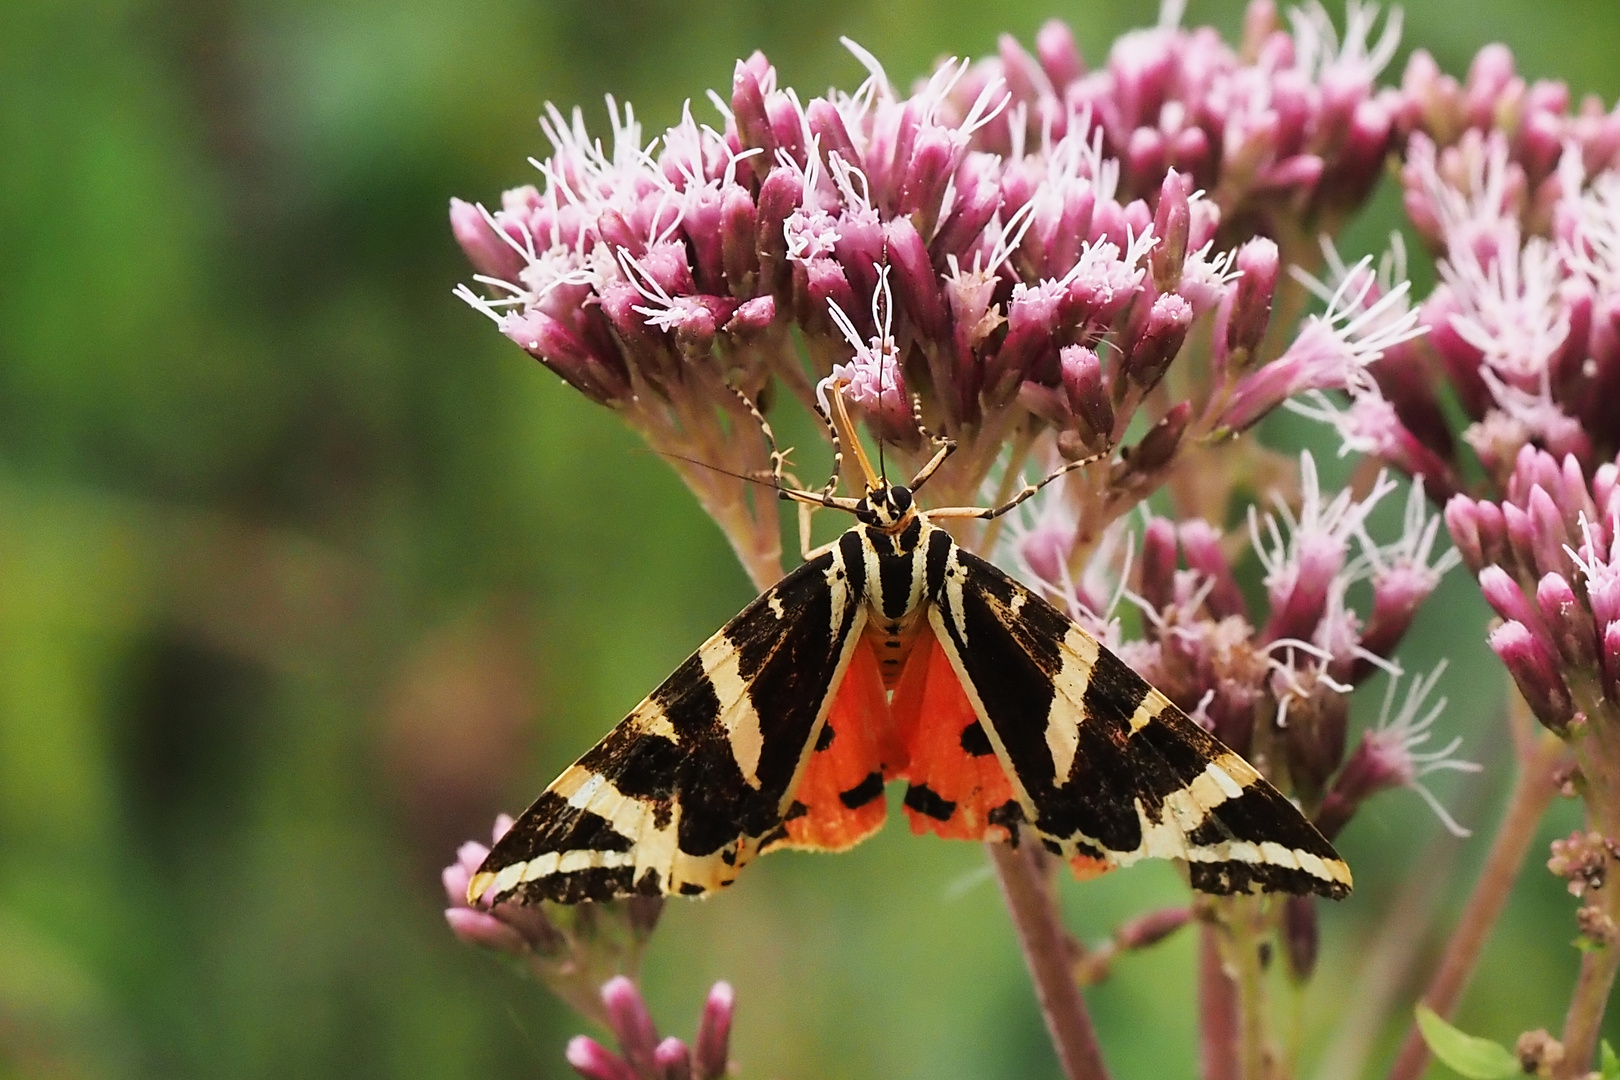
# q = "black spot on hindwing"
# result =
<box><xmin>903</xmin><ymin>783</ymin><xmax>956</xmax><ymax>821</ymax></box>
<box><xmin>838</xmin><ymin>771</ymin><xmax>885</xmax><ymax>809</ymax></box>
<box><xmin>959</xmin><ymin>721</ymin><xmax>994</xmax><ymax>756</ymax></box>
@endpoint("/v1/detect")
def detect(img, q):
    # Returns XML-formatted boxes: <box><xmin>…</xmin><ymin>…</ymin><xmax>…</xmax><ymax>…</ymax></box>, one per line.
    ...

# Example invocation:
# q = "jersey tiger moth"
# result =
<box><xmin>467</xmin><ymin>388</ymin><xmax>1352</xmax><ymax>906</ymax></box>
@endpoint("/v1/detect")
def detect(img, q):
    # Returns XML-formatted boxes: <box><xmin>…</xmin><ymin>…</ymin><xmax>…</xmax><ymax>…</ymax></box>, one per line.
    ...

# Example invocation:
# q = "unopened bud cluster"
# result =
<box><xmin>567</xmin><ymin>977</ymin><xmax>734</xmax><ymax>1080</ymax></box>
<box><xmin>443</xmin><ymin>815</ymin><xmax>664</xmax><ymax>1024</ymax></box>
<box><xmin>1445</xmin><ymin>445</ymin><xmax>1620</xmax><ymax>734</ymax></box>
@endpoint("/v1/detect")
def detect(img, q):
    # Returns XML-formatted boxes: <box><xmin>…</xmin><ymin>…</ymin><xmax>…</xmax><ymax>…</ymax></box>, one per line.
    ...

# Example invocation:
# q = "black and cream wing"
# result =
<box><xmin>470</xmin><ymin>534</ymin><xmax>870</xmax><ymax>904</ymax></box>
<box><xmin>925</xmin><ymin>539</ymin><xmax>1352</xmax><ymax>899</ymax></box>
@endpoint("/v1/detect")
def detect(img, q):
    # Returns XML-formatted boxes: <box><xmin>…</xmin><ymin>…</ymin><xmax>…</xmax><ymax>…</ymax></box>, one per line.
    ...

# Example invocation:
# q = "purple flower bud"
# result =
<box><xmin>1113</xmin><ymin>402</ymin><xmax>1191</xmax><ymax>494</ymax></box>
<box><xmin>931</xmin><ymin>177</ymin><xmax>1002</xmax><ymax>262</ymax></box>
<box><xmin>724</xmin><ymin>295</ymin><xmax>776</xmax><ymax>338</ymax></box>
<box><xmin>449</xmin><ymin>198</ymin><xmax>525</xmax><ymax>281</ymax></box>
<box><xmin>731</xmin><ymin>57</ymin><xmax>774</xmax><ymax>161</ymax></box>
<box><xmin>1127</xmin><ymin>128</ymin><xmax>1168</xmax><ymax>191</ymax></box>
<box><xmin>1116</xmin><ymin>906</ymin><xmax>1190</xmax><ymax>951</ymax></box>
<box><xmin>806</xmin><ymin>98</ymin><xmax>861</xmax><ymax>176</ymax></box>
<box><xmin>1478</xmin><ymin>565</ymin><xmax>1546</xmax><ymax>639</ymax></box>
<box><xmin>1141</xmin><ymin>517</ymin><xmax>1179</xmax><ymax>614</ymax></box>
<box><xmin>1171</xmin><ymin>127</ymin><xmax>1213</xmax><ymax>185</ymax></box>
<box><xmin>799</xmin><ymin>258</ymin><xmax>857</xmax><ymax>332</ymax></box>
<box><xmin>885</xmin><ymin>217</ymin><xmax>949</xmax><ymax>342</ymax></box>
<box><xmin>1527</xmin><ymin>484</ymin><xmax>1575</xmax><ymax>580</ymax></box>
<box><xmin>655</xmin><ymin>1038</ymin><xmax>693</xmax><ymax>1080</ymax></box>
<box><xmin>1178</xmin><ymin>519</ymin><xmax>1249</xmax><ymax>620</ymax></box>
<box><xmin>1283</xmin><ymin>895</ymin><xmax>1319</xmax><ymax>980</ymax></box>
<box><xmin>754</xmin><ymin>167</ymin><xmax>801</xmax><ymax>294</ymax></box>
<box><xmin>999</xmin><ymin>33</ymin><xmax>1049</xmax><ymax>104</ymax></box>
<box><xmin>1151</xmin><ymin>171</ymin><xmax>1191</xmax><ymax>292</ymax></box>
<box><xmin>502</xmin><ymin>310</ymin><xmax>630</xmax><ymax>406</ymax></box>
<box><xmin>1538</xmin><ymin>572</ymin><xmax>1599</xmax><ymax>670</ymax></box>
<box><xmin>567</xmin><ymin>1036</ymin><xmax>640</xmax><ymax>1080</ymax></box>
<box><xmin>991</xmin><ymin>281</ymin><xmax>1065</xmax><ymax>394</ymax></box>
<box><xmin>1489</xmin><ymin>620</ymin><xmax>1575</xmax><ymax>731</ymax></box>
<box><xmin>720</xmin><ymin>185</ymin><xmax>758</xmax><ymax>297</ymax></box>
<box><xmin>766</xmin><ymin>92</ymin><xmax>805</xmax><ymax>166</ymax></box>
<box><xmin>899</xmin><ymin>128</ymin><xmax>956</xmax><ymax>237</ymax></box>
<box><xmin>1358</xmin><ymin>563</ymin><xmax>1438</xmax><ymax>671</ymax></box>
<box><xmin>1444</xmin><ymin>495</ymin><xmax>1487</xmax><ymax>574</ymax></box>
<box><xmin>602</xmin><ymin>977</ymin><xmax>660</xmax><ymax>1078</ymax></box>
<box><xmin>694</xmin><ymin>982</ymin><xmax>734</xmax><ymax>1080</ymax></box>
<box><xmin>1035</xmin><ymin>19</ymin><xmax>1083</xmax><ymax>89</ymax></box>
<box><xmin>598</xmin><ymin>207</ymin><xmax>644</xmax><ymax>259</ymax></box>
<box><xmin>1123</xmin><ymin>293</ymin><xmax>1193</xmax><ymax>394</ymax></box>
<box><xmin>444</xmin><ymin>907</ymin><xmax>530</xmax><ymax>956</ymax></box>
<box><xmin>1223</xmin><ymin>237</ymin><xmax>1278</xmax><ymax>364</ymax></box>
<box><xmin>1061</xmin><ymin>345</ymin><xmax>1114</xmax><ymax>445</ymax></box>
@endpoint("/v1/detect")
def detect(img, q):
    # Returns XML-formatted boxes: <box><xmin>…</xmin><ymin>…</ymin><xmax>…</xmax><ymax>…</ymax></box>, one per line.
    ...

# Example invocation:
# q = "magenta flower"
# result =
<box><xmin>567</xmin><ymin>978</ymin><xmax>735</xmax><ymax>1080</ymax></box>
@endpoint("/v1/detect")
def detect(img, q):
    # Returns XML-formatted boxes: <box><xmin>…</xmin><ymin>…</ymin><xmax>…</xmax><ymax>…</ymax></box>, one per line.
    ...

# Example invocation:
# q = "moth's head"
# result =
<box><xmin>854</xmin><ymin>483</ymin><xmax>914</xmax><ymax>530</ymax></box>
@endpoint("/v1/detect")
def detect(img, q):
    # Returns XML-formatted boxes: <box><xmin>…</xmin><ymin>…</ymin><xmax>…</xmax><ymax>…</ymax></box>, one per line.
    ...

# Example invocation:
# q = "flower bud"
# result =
<box><xmin>602</xmin><ymin>977</ymin><xmax>660</xmax><ymax>1078</ymax></box>
<box><xmin>885</xmin><ymin>217</ymin><xmax>949</xmax><ymax>342</ymax></box>
<box><xmin>1123</xmin><ymin>293</ymin><xmax>1193</xmax><ymax>394</ymax></box>
<box><xmin>1538</xmin><ymin>573</ymin><xmax>1598</xmax><ymax>670</ymax></box>
<box><xmin>806</xmin><ymin>98</ymin><xmax>861</xmax><ymax>176</ymax></box>
<box><xmin>1112</xmin><ymin>402</ymin><xmax>1190</xmax><ymax>495</ymax></box>
<box><xmin>1035</xmin><ymin>19</ymin><xmax>1083</xmax><ymax>89</ymax></box>
<box><xmin>655</xmin><ymin>1038</ymin><xmax>693</xmax><ymax>1080</ymax></box>
<box><xmin>900</xmin><ymin>128</ymin><xmax>956</xmax><ymax>235</ymax></box>
<box><xmin>1224</xmin><ymin>237</ymin><xmax>1278</xmax><ymax>365</ymax></box>
<box><xmin>931</xmin><ymin>178</ymin><xmax>1002</xmax><ymax>263</ymax></box>
<box><xmin>694</xmin><ymin>982</ymin><xmax>735</xmax><ymax>1080</ymax></box>
<box><xmin>1178</xmin><ymin>519</ymin><xmax>1249</xmax><ymax>620</ymax></box>
<box><xmin>1478</xmin><ymin>565</ymin><xmax>1545</xmax><ymax>638</ymax></box>
<box><xmin>449</xmin><ymin>198</ymin><xmax>525</xmax><ymax>280</ymax></box>
<box><xmin>1061</xmin><ymin>345</ymin><xmax>1114</xmax><ymax>446</ymax></box>
<box><xmin>731</xmin><ymin>57</ymin><xmax>775</xmax><ymax>162</ymax></box>
<box><xmin>1140</xmin><ymin>517</ymin><xmax>1179</xmax><ymax>615</ymax></box>
<box><xmin>1488</xmin><ymin>620</ymin><xmax>1575</xmax><ymax>731</ymax></box>
<box><xmin>568</xmin><ymin>1037</ymin><xmax>640</xmax><ymax>1080</ymax></box>
<box><xmin>724</xmin><ymin>295</ymin><xmax>776</xmax><ymax>337</ymax></box>
<box><xmin>502</xmin><ymin>310</ymin><xmax>630</xmax><ymax>406</ymax></box>
<box><xmin>1150</xmin><ymin>170</ymin><xmax>1191</xmax><ymax>292</ymax></box>
<box><xmin>766</xmin><ymin>92</ymin><xmax>805</xmax><ymax>166</ymax></box>
<box><xmin>720</xmin><ymin>185</ymin><xmax>759</xmax><ymax>297</ymax></box>
<box><xmin>754</xmin><ymin>167</ymin><xmax>801</xmax><ymax>294</ymax></box>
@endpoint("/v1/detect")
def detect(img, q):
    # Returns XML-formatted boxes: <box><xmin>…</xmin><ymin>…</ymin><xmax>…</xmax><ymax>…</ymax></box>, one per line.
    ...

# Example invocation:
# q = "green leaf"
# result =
<box><xmin>1414</xmin><ymin>1004</ymin><xmax>1521</xmax><ymax>1079</ymax></box>
<box><xmin>1600</xmin><ymin>1039</ymin><xmax>1618</xmax><ymax>1080</ymax></box>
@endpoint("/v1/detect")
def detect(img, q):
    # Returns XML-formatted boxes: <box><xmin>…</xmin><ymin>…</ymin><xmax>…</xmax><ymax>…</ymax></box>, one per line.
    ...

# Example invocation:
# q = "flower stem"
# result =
<box><xmin>1555</xmin><ymin>721</ymin><xmax>1620</xmax><ymax>1078</ymax></box>
<box><xmin>1199</xmin><ymin>921</ymin><xmax>1241</xmax><ymax>1080</ymax></box>
<box><xmin>1556</xmin><ymin>922</ymin><xmax>1620</xmax><ymax>1079</ymax></box>
<box><xmin>987</xmin><ymin>840</ymin><xmax>1112</xmax><ymax>1080</ymax></box>
<box><xmin>1384</xmin><ymin>726</ymin><xmax>1566</xmax><ymax>1080</ymax></box>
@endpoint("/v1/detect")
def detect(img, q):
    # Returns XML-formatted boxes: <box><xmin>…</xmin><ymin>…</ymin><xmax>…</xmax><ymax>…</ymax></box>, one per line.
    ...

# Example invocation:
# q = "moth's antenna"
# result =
<box><xmin>650</xmin><ymin>449</ymin><xmax>783</xmax><ymax>491</ymax></box>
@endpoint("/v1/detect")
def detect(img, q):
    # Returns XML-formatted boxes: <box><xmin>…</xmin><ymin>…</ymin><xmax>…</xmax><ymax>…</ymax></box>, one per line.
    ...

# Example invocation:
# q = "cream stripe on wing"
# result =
<box><xmin>1045</xmin><ymin>627</ymin><xmax>1100</xmax><ymax>787</ymax></box>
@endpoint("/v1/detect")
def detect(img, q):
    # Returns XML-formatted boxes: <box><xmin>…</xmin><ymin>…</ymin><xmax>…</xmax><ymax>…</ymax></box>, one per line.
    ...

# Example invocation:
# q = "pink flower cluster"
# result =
<box><xmin>450</xmin><ymin>2</ymin><xmax>1423</xmax><ymax>529</ymax></box>
<box><xmin>939</xmin><ymin>0</ymin><xmax>1403</xmax><ymax>235</ymax></box>
<box><xmin>1447</xmin><ymin>445</ymin><xmax>1620</xmax><ymax>732</ymax></box>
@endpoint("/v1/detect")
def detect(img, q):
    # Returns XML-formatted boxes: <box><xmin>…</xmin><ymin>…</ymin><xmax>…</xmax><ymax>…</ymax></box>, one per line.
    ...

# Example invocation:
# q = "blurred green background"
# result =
<box><xmin>3</xmin><ymin>1</ymin><xmax>1618</xmax><ymax>1077</ymax></box>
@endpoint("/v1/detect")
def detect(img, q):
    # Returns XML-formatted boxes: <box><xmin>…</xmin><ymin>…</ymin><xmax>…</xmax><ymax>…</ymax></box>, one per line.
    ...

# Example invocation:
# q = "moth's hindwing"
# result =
<box><xmin>759</xmin><ymin>637</ymin><xmax>892</xmax><ymax>854</ymax></box>
<box><xmin>470</xmin><ymin>533</ymin><xmax>870</xmax><ymax>904</ymax></box>
<box><xmin>925</xmin><ymin>542</ymin><xmax>1352</xmax><ymax>899</ymax></box>
<box><xmin>890</xmin><ymin>623</ymin><xmax>1020</xmax><ymax>843</ymax></box>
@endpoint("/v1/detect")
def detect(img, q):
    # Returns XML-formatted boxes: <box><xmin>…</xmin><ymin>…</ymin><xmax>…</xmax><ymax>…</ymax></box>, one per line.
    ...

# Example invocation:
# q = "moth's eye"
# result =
<box><xmin>890</xmin><ymin>487</ymin><xmax>912</xmax><ymax>514</ymax></box>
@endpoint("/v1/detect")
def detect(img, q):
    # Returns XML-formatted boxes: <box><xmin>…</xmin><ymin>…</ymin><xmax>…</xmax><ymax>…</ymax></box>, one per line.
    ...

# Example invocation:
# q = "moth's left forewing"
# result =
<box><xmin>927</xmin><ymin>543</ymin><xmax>1351</xmax><ymax>899</ymax></box>
<box><xmin>472</xmin><ymin>534</ymin><xmax>874</xmax><ymax>904</ymax></box>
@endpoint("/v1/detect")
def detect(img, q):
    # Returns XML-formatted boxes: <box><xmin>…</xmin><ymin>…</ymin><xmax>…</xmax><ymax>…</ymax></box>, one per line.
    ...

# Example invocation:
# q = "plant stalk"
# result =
<box><xmin>988</xmin><ymin>840</ymin><xmax>1112</xmax><ymax>1080</ymax></box>
<box><xmin>1385</xmin><ymin>727</ymin><xmax>1566</xmax><ymax>1080</ymax></box>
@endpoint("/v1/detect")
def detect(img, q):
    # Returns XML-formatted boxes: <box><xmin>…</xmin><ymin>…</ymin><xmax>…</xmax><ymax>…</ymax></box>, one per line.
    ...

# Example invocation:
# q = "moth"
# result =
<box><xmin>468</xmin><ymin>389</ymin><xmax>1351</xmax><ymax>907</ymax></box>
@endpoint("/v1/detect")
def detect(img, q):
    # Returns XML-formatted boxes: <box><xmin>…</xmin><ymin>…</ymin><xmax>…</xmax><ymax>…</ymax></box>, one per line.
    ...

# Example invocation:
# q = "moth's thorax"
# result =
<box><xmin>859</xmin><ymin>516</ymin><xmax>935</xmax><ymax>689</ymax></box>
